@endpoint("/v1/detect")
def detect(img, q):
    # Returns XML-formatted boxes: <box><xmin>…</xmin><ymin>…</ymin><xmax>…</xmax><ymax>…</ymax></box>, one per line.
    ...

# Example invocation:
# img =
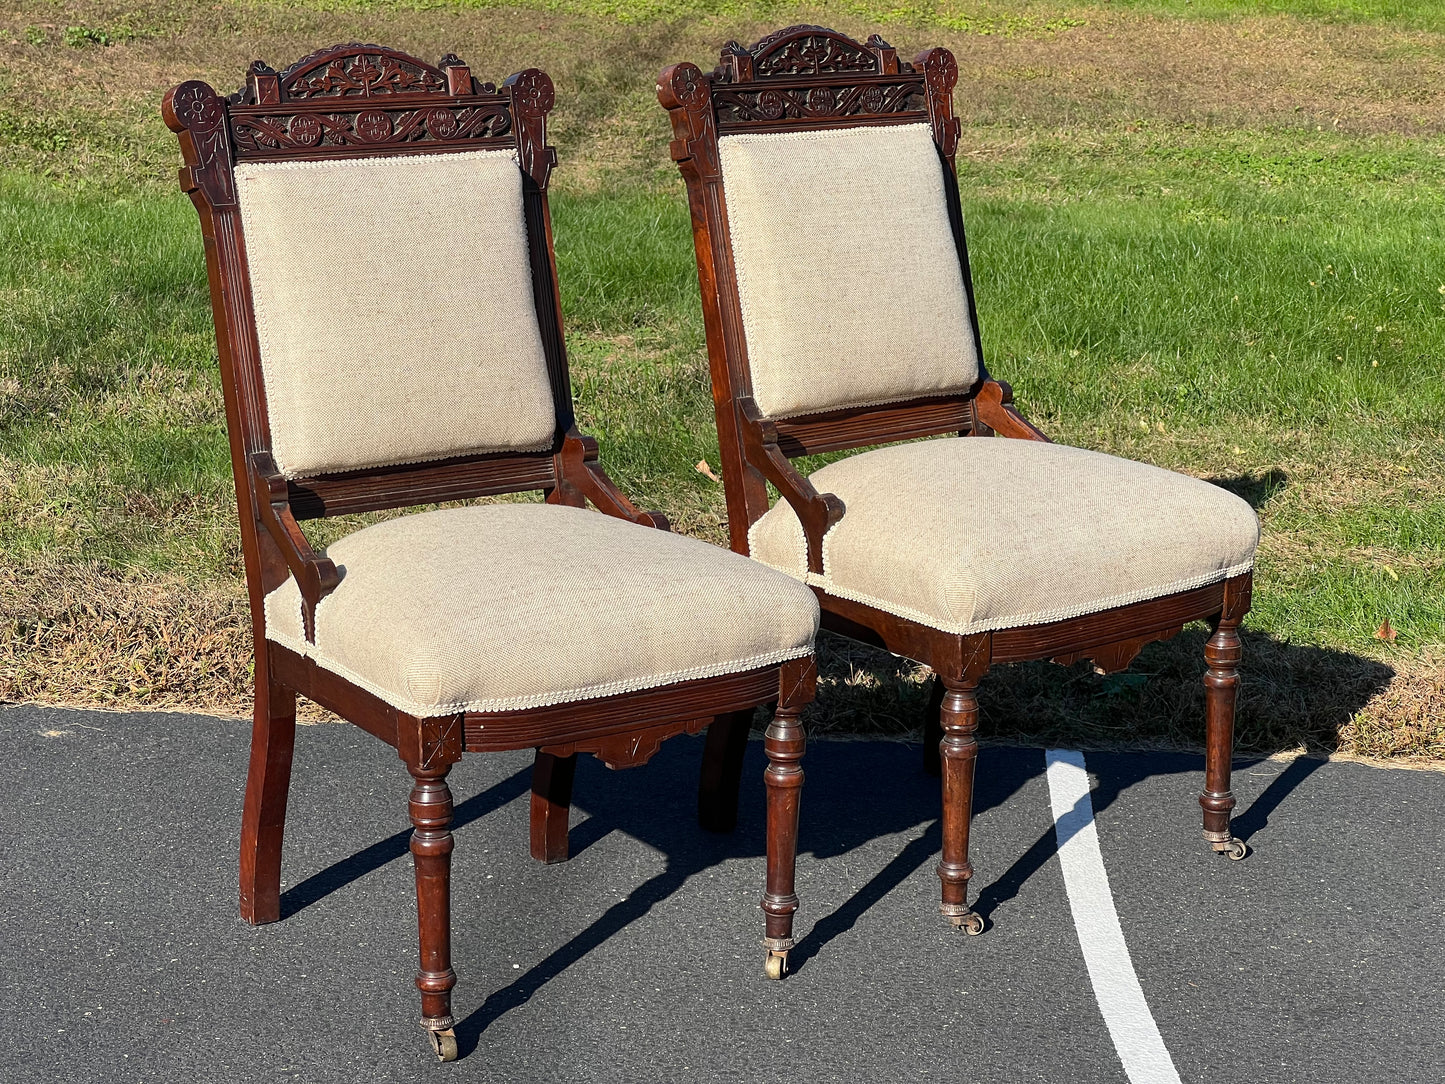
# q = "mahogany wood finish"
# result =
<box><xmin>761</xmin><ymin>656</ymin><xmax>815</xmax><ymax>978</ymax></box>
<box><xmin>529</xmin><ymin>751</ymin><xmax>577</xmax><ymax>864</ymax></box>
<box><xmin>166</xmin><ymin>44</ymin><xmax>817</xmax><ymax>1058</ymax></box>
<box><xmin>697</xmin><ymin>709</ymin><xmax>755</xmax><ymax>833</ymax></box>
<box><xmin>659</xmin><ymin>25</ymin><xmax>1255</xmax><ymax>932</ymax></box>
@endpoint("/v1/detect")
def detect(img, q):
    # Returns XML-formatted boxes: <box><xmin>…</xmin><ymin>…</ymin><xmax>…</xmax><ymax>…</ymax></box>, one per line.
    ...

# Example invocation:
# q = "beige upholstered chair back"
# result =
<box><xmin>235</xmin><ymin>148</ymin><xmax>557</xmax><ymax>479</ymax></box>
<box><xmin>718</xmin><ymin>121</ymin><xmax>980</xmax><ymax>420</ymax></box>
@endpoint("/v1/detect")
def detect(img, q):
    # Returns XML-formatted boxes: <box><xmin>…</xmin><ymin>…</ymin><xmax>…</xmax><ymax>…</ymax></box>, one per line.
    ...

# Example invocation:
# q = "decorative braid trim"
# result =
<box><xmin>801</xmin><ymin>559</ymin><xmax>1257</xmax><ymax>636</ymax></box>
<box><xmin>236</xmin><ymin>149</ymin><xmax>556</xmax><ymax>480</ymax></box>
<box><xmin>265</xmin><ymin>619</ymin><xmax>812</xmax><ymax>718</ymax></box>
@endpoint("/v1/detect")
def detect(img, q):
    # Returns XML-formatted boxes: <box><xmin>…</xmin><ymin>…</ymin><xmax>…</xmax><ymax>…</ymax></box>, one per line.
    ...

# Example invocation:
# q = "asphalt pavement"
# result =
<box><xmin>1</xmin><ymin>703</ymin><xmax>1441</xmax><ymax>1083</ymax></box>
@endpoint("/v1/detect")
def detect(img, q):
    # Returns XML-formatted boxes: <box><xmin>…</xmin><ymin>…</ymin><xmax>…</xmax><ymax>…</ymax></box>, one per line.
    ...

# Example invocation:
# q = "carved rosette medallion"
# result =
<box><xmin>921</xmin><ymin>47</ymin><xmax>959</xmax><ymax>93</ymax></box>
<box><xmin>757</xmin><ymin>89</ymin><xmax>785</xmax><ymax>119</ymax></box>
<box><xmin>806</xmin><ymin>86</ymin><xmax>834</xmax><ymax>113</ymax></box>
<box><xmin>172</xmin><ymin>82</ymin><xmax>224</xmax><ymax>133</ymax></box>
<box><xmin>354</xmin><ymin>108</ymin><xmax>393</xmax><ymax>141</ymax></box>
<box><xmin>508</xmin><ymin>68</ymin><xmax>555</xmax><ymax>119</ymax></box>
<box><xmin>426</xmin><ymin>107</ymin><xmax>458</xmax><ymax>139</ymax></box>
<box><xmin>670</xmin><ymin>63</ymin><xmax>709</xmax><ymax>109</ymax></box>
<box><xmin>288</xmin><ymin>114</ymin><xmax>322</xmax><ymax>146</ymax></box>
<box><xmin>712</xmin><ymin>81</ymin><xmax>925</xmax><ymax>124</ymax></box>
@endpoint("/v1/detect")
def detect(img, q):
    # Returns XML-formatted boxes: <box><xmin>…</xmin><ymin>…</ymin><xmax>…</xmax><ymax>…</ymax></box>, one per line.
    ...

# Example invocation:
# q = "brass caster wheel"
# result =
<box><xmin>764</xmin><ymin>950</ymin><xmax>789</xmax><ymax>980</ymax></box>
<box><xmin>427</xmin><ymin>1028</ymin><xmax>458</xmax><ymax>1062</ymax></box>
<box><xmin>1224</xmin><ymin>838</ymin><xmax>1248</xmax><ymax>861</ymax></box>
<box><xmin>949</xmin><ymin>911</ymin><xmax>985</xmax><ymax>936</ymax></box>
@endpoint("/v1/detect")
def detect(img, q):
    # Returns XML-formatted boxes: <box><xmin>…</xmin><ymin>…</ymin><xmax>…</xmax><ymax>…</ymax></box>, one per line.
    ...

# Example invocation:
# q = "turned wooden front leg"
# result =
<box><xmin>408</xmin><ymin>762</ymin><xmax>457</xmax><ymax>1031</ymax></box>
<box><xmin>762</xmin><ymin>702</ymin><xmax>804</xmax><ymax>950</ymax></box>
<box><xmin>1201</xmin><ymin>616</ymin><xmax>1242</xmax><ymax>850</ymax></box>
<box><xmin>937</xmin><ymin>680</ymin><xmax>983</xmax><ymax>931</ymax></box>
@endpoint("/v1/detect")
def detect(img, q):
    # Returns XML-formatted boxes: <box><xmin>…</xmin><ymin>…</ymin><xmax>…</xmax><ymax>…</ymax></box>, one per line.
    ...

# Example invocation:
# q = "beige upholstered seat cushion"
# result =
<box><xmin>235</xmin><ymin>149</ymin><xmax>556</xmax><ymax>478</ymax></box>
<box><xmin>264</xmin><ymin>503</ymin><xmax>818</xmax><ymax>716</ymax></box>
<box><xmin>747</xmin><ymin>438</ymin><xmax>1258</xmax><ymax>635</ymax></box>
<box><xmin>718</xmin><ymin>122</ymin><xmax>979</xmax><ymax>419</ymax></box>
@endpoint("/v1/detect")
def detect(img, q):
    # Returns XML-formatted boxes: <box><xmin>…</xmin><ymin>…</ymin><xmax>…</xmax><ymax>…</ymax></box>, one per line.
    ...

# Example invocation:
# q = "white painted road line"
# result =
<box><xmin>1045</xmin><ymin>748</ymin><xmax>1183</xmax><ymax>1084</ymax></box>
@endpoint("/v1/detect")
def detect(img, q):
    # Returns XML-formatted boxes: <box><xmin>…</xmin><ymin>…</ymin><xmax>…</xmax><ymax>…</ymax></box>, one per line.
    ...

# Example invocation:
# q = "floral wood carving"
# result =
<box><xmin>232</xmin><ymin>45</ymin><xmax>496</xmax><ymax>106</ymax></box>
<box><xmin>918</xmin><ymin>47</ymin><xmax>961</xmax><ymax>157</ymax></box>
<box><xmin>285</xmin><ymin>47</ymin><xmax>445</xmax><ymax>99</ymax></box>
<box><xmin>164</xmin><ymin>81</ymin><xmax>236</xmax><ymax>206</ymax></box>
<box><xmin>713</xmin><ymin>80</ymin><xmax>924</xmax><ymax>124</ymax></box>
<box><xmin>505</xmin><ymin>69</ymin><xmax>557</xmax><ymax>186</ymax></box>
<box><xmin>507</xmin><ymin>67</ymin><xmax>555</xmax><ymax>119</ymax></box>
<box><xmin>658</xmin><ymin>62</ymin><xmax>720</xmax><ymax>180</ymax></box>
<box><xmin>230</xmin><ymin>104</ymin><xmax>510</xmax><ymax>156</ymax></box>
<box><xmin>720</xmin><ymin>25</ymin><xmax>882</xmax><ymax>80</ymax></box>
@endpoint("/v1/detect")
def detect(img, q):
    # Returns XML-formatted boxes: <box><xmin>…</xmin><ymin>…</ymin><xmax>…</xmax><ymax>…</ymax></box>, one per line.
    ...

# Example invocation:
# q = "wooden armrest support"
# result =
<box><xmin>974</xmin><ymin>380</ymin><xmax>1051</xmax><ymax>442</ymax></box>
<box><xmin>738</xmin><ymin>399</ymin><xmax>845</xmax><ymax>574</ymax></box>
<box><xmin>248</xmin><ymin>452</ymin><xmax>340</xmax><ymax>643</ymax></box>
<box><xmin>556</xmin><ymin>429</ymin><xmax>670</xmax><ymax>531</ymax></box>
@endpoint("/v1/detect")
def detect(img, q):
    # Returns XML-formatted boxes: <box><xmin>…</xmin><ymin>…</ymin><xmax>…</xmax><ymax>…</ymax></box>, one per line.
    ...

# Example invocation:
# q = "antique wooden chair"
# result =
<box><xmin>164</xmin><ymin>45</ymin><xmax>820</xmax><ymax>1060</ymax></box>
<box><xmin>658</xmin><ymin>26</ymin><xmax>1260</xmax><ymax>936</ymax></box>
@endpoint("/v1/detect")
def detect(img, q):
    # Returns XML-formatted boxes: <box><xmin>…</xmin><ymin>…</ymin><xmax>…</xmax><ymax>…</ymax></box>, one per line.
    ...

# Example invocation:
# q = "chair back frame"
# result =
<box><xmin>658</xmin><ymin>26</ymin><xmax>1037</xmax><ymax>560</ymax></box>
<box><xmin>165</xmin><ymin>45</ymin><xmax>658</xmax><ymax>643</ymax></box>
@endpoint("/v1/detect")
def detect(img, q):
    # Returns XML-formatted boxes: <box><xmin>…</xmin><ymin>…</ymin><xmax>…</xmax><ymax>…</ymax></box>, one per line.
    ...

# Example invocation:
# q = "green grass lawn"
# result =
<box><xmin>1</xmin><ymin>1</ymin><xmax>1442</xmax><ymax>756</ymax></box>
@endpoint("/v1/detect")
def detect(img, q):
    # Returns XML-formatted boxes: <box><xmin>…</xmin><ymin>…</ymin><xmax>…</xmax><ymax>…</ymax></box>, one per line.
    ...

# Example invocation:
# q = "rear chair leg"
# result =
<box><xmin>1201</xmin><ymin>616</ymin><xmax>1247</xmax><ymax>861</ymax></box>
<box><xmin>922</xmin><ymin>678</ymin><xmax>944</xmax><ymax>778</ymax></box>
<box><xmin>239</xmin><ymin>673</ymin><xmax>296</xmax><ymax>925</ymax></box>
<box><xmin>761</xmin><ymin>701</ymin><xmax>805</xmax><ymax>979</ymax></box>
<box><xmin>529</xmin><ymin>750</ymin><xmax>577</xmax><ymax>863</ymax></box>
<box><xmin>938</xmin><ymin>679</ymin><xmax>985</xmax><ymax>935</ymax></box>
<box><xmin>409</xmin><ymin>761</ymin><xmax>458</xmax><ymax>1061</ymax></box>
<box><xmin>698</xmin><ymin>709</ymin><xmax>753</xmax><ymax>833</ymax></box>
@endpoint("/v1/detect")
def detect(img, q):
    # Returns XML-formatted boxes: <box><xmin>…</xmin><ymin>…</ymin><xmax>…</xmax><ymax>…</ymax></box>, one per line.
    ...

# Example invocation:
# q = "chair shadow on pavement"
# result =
<box><xmin>789</xmin><ymin>618</ymin><xmax>1393</xmax><ymax>953</ymax></box>
<box><xmin>278</xmin><ymin>767</ymin><xmax>533</xmax><ymax>919</ymax></box>
<box><xmin>278</xmin><ymin>612</ymin><xmax>1392</xmax><ymax>1057</ymax></box>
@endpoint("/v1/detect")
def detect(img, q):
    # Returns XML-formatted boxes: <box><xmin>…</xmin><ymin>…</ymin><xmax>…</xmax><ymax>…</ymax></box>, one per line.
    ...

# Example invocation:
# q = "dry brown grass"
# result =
<box><xmin>3</xmin><ymin>4</ymin><xmax>1445</xmax><ymax>192</ymax></box>
<box><xmin>4</xmin><ymin>562</ymin><xmax>1441</xmax><ymax>757</ymax></box>
<box><xmin>948</xmin><ymin>15</ymin><xmax>1445</xmax><ymax>136</ymax></box>
<box><xmin>0</xmin><ymin>560</ymin><xmax>252</xmax><ymax>713</ymax></box>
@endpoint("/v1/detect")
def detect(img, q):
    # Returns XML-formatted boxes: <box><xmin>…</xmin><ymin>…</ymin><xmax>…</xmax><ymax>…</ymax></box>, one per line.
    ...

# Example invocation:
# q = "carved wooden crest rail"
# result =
<box><xmin>697</xmin><ymin>25</ymin><xmax>932</xmax><ymax>131</ymax></box>
<box><xmin>171</xmin><ymin>44</ymin><xmax>535</xmax><ymax>176</ymax></box>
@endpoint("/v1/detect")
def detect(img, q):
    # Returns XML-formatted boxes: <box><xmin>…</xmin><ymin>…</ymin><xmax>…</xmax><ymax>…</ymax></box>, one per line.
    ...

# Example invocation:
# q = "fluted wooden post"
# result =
<box><xmin>760</xmin><ymin>655</ymin><xmax>815</xmax><ymax>978</ymax></box>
